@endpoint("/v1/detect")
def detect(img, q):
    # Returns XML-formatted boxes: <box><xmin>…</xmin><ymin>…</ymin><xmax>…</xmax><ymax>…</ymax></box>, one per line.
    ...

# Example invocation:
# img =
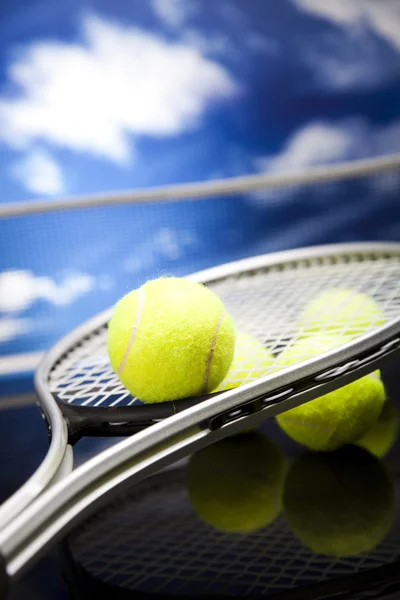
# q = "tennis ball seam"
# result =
<box><xmin>114</xmin><ymin>285</ymin><xmax>229</xmax><ymax>395</ymax></box>
<box><xmin>117</xmin><ymin>286</ymin><xmax>146</xmax><ymax>375</ymax></box>
<box><xmin>202</xmin><ymin>308</ymin><xmax>226</xmax><ymax>394</ymax></box>
<box><xmin>369</xmin><ymin>372</ymin><xmax>380</xmax><ymax>382</ymax></box>
<box><xmin>278</xmin><ymin>417</ymin><xmax>346</xmax><ymax>444</ymax></box>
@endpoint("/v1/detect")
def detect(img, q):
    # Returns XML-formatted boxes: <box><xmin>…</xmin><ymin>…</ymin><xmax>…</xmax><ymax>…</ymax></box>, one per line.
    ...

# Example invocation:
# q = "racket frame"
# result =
<box><xmin>1</xmin><ymin>242</ymin><xmax>400</xmax><ymax>582</ymax></box>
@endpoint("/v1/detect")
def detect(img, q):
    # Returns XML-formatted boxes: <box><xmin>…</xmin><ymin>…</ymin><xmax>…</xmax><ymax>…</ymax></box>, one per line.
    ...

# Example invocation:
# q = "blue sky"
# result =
<box><xmin>1</xmin><ymin>0</ymin><xmax>400</xmax><ymax>359</ymax></box>
<box><xmin>1</xmin><ymin>0</ymin><xmax>400</xmax><ymax>201</ymax></box>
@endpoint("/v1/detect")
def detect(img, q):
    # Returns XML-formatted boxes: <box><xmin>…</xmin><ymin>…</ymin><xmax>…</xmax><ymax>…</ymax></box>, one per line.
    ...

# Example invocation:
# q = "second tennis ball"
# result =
<box><xmin>187</xmin><ymin>432</ymin><xmax>286</xmax><ymax>533</ymax></box>
<box><xmin>108</xmin><ymin>277</ymin><xmax>236</xmax><ymax>403</ymax></box>
<box><xmin>299</xmin><ymin>289</ymin><xmax>385</xmax><ymax>337</ymax></box>
<box><xmin>275</xmin><ymin>335</ymin><xmax>386</xmax><ymax>451</ymax></box>
<box><xmin>284</xmin><ymin>447</ymin><xmax>394</xmax><ymax>557</ymax></box>
<box><xmin>356</xmin><ymin>398</ymin><xmax>399</xmax><ymax>458</ymax></box>
<box><xmin>215</xmin><ymin>332</ymin><xmax>275</xmax><ymax>391</ymax></box>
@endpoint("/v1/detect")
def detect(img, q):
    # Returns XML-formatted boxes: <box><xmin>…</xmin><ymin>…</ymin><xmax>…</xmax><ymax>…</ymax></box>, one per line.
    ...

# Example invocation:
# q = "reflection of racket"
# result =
<box><xmin>2</xmin><ymin>243</ymin><xmax>400</xmax><ymax>591</ymax></box>
<box><xmin>61</xmin><ymin>463</ymin><xmax>400</xmax><ymax>600</ymax></box>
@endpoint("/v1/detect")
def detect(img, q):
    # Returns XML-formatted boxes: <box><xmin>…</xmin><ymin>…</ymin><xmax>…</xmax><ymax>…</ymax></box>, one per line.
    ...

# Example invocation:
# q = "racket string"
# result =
<box><xmin>49</xmin><ymin>254</ymin><xmax>400</xmax><ymax>407</ymax></box>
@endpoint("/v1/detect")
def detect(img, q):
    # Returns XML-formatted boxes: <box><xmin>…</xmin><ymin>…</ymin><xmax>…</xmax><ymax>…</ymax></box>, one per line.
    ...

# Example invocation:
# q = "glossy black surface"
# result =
<box><xmin>1</xmin><ymin>359</ymin><xmax>400</xmax><ymax>598</ymax></box>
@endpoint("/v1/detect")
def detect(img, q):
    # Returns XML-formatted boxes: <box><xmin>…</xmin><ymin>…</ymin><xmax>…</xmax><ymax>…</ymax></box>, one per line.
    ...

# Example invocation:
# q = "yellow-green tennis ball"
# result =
<box><xmin>299</xmin><ymin>289</ymin><xmax>385</xmax><ymax>337</ymax></box>
<box><xmin>275</xmin><ymin>334</ymin><xmax>344</xmax><ymax>367</ymax></box>
<box><xmin>107</xmin><ymin>277</ymin><xmax>236</xmax><ymax>403</ymax></box>
<box><xmin>186</xmin><ymin>432</ymin><xmax>286</xmax><ymax>533</ymax></box>
<box><xmin>275</xmin><ymin>335</ymin><xmax>385</xmax><ymax>451</ymax></box>
<box><xmin>215</xmin><ymin>332</ymin><xmax>275</xmax><ymax>391</ymax></box>
<box><xmin>283</xmin><ymin>446</ymin><xmax>395</xmax><ymax>557</ymax></box>
<box><xmin>356</xmin><ymin>398</ymin><xmax>398</xmax><ymax>458</ymax></box>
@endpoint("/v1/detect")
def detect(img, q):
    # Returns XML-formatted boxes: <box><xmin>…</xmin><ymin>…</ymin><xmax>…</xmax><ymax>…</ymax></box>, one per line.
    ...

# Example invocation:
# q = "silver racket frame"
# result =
<box><xmin>1</xmin><ymin>242</ymin><xmax>400</xmax><ymax>583</ymax></box>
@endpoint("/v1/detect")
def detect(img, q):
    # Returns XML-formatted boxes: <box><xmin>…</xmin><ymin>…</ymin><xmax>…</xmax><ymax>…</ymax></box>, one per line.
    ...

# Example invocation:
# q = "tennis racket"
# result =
<box><xmin>61</xmin><ymin>449</ymin><xmax>400</xmax><ymax>600</ymax></box>
<box><xmin>1</xmin><ymin>242</ymin><xmax>400</xmax><ymax>595</ymax></box>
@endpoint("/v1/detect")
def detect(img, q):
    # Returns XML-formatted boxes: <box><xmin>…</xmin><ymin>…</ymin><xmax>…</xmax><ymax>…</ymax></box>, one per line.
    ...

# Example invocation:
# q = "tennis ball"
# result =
<box><xmin>275</xmin><ymin>334</ymin><xmax>344</xmax><ymax>367</ymax></box>
<box><xmin>299</xmin><ymin>289</ymin><xmax>385</xmax><ymax>337</ymax></box>
<box><xmin>215</xmin><ymin>332</ymin><xmax>275</xmax><ymax>391</ymax></box>
<box><xmin>284</xmin><ymin>446</ymin><xmax>395</xmax><ymax>557</ymax></box>
<box><xmin>275</xmin><ymin>335</ymin><xmax>386</xmax><ymax>451</ymax></box>
<box><xmin>356</xmin><ymin>398</ymin><xmax>398</xmax><ymax>458</ymax></box>
<box><xmin>107</xmin><ymin>277</ymin><xmax>236</xmax><ymax>403</ymax></box>
<box><xmin>187</xmin><ymin>432</ymin><xmax>287</xmax><ymax>533</ymax></box>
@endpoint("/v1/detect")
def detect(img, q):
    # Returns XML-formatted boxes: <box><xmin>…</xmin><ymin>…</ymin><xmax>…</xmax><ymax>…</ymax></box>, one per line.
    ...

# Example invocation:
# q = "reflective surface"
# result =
<box><xmin>63</xmin><ymin>451</ymin><xmax>399</xmax><ymax>598</ymax></box>
<box><xmin>62</xmin><ymin>361</ymin><xmax>400</xmax><ymax>599</ymax></box>
<box><xmin>2</xmin><ymin>359</ymin><xmax>400</xmax><ymax>599</ymax></box>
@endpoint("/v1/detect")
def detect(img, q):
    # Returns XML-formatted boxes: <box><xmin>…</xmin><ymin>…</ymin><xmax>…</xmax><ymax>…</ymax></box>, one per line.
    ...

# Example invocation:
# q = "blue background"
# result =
<box><xmin>0</xmin><ymin>0</ymin><xmax>400</xmax><ymax>376</ymax></box>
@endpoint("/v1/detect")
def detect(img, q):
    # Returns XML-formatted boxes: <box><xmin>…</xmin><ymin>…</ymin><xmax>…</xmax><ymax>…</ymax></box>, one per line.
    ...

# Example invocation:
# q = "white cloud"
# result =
<box><xmin>256</xmin><ymin>122</ymin><xmax>355</xmax><ymax>173</ymax></box>
<box><xmin>152</xmin><ymin>0</ymin><xmax>196</xmax><ymax>28</ymax></box>
<box><xmin>254</xmin><ymin>117</ymin><xmax>400</xmax><ymax>179</ymax></box>
<box><xmin>155</xmin><ymin>228</ymin><xmax>182</xmax><ymax>260</ymax></box>
<box><xmin>124</xmin><ymin>254</ymin><xmax>148</xmax><ymax>274</ymax></box>
<box><xmin>0</xmin><ymin>14</ymin><xmax>238</xmax><ymax>164</ymax></box>
<box><xmin>0</xmin><ymin>318</ymin><xmax>31</xmax><ymax>342</ymax></box>
<box><xmin>0</xmin><ymin>270</ymin><xmax>94</xmax><ymax>313</ymax></box>
<box><xmin>302</xmin><ymin>30</ymin><xmax>391</xmax><ymax>90</ymax></box>
<box><xmin>367</xmin><ymin>2</ymin><xmax>400</xmax><ymax>51</ymax></box>
<box><xmin>124</xmin><ymin>227</ymin><xmax>197</xmax><ymax>272</ymax></box>
<box><xmin>292</xmin><ymin>0</ymin><xmax>400</xmax><ymax>90</ymax></box>
<box><xmin>293</xmin><ymin>0</ymin><xmax>360</xmax><ymax>24</ymax></box>
<box><xmin>249</xmin><ymin>117</ymin><xmax>400</xmax><ymax>208</ymax></box>
<box><xmin>155</xmin><ymin>227</ymin><xmax>196</xmax><ymax>260</ymax></box>
<box><xmin>249</xmin><ymin>117</ymin><xmax>400</xmax><ymax>205</ymax></box>
<box><xmin>10</xmin><ymin>148</ymin><xmax>65</xmax><ymax>196</ymax></box>
<box><xmin>182</xmin><ymin>29</ymin><xmax>233</xmax><ymax>57</ymax></box>
<box><xmin>183</xmin><ymin>30</ymin><xmax>279</xmax><ymax>60</ymax></box>
<box><xmin>293</xmin><ymin>0</ymin><xmax>400</xmax><ymax>51</ymax></box>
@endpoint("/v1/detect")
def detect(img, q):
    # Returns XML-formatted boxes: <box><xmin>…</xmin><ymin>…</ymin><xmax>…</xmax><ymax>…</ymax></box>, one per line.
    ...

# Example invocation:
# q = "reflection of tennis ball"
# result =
<box><xmin>187</xmin><ymin>432</ymin><xmax>286</xmax><ymax>533</ymax></box>
<box><xmin>356</xmin><ymin>399</ymin><xmax>398</xmax><ymax>458</ymax></box>
<box><xmin>107</xmin><ymin>277</ymin><xmax>235</xmax><ymax>403</ymax></box>
<box><xmin>299</xmin><ymin>289</ymin><xmax>385</xmax><ymax>337</ymax></box>
<box><xmin>284</xmin><ymin>446</ymin><xmax>395</xmax><ymax>557</ymax></box>
<box><xmin>275</xmin><ymin>335</ymin><xmax>385</xmax><ymax>451</ymax></box>
<box><xmin>215</xmin><ymin>332</ymin><xmax>275</xmax><ymax>391</ymax></box>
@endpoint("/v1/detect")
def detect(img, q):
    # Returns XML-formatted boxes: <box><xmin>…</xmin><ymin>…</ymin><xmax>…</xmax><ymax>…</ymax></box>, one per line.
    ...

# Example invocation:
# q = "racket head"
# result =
<box><xmin>62</xmin><ymin>425</ymin><xmax>400</xmax><ymax>600</ymax></box>
<box><xmin>43</xmin><ymin>243</ymin><xmax>400</xmax><ymax>430</ymax></box>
